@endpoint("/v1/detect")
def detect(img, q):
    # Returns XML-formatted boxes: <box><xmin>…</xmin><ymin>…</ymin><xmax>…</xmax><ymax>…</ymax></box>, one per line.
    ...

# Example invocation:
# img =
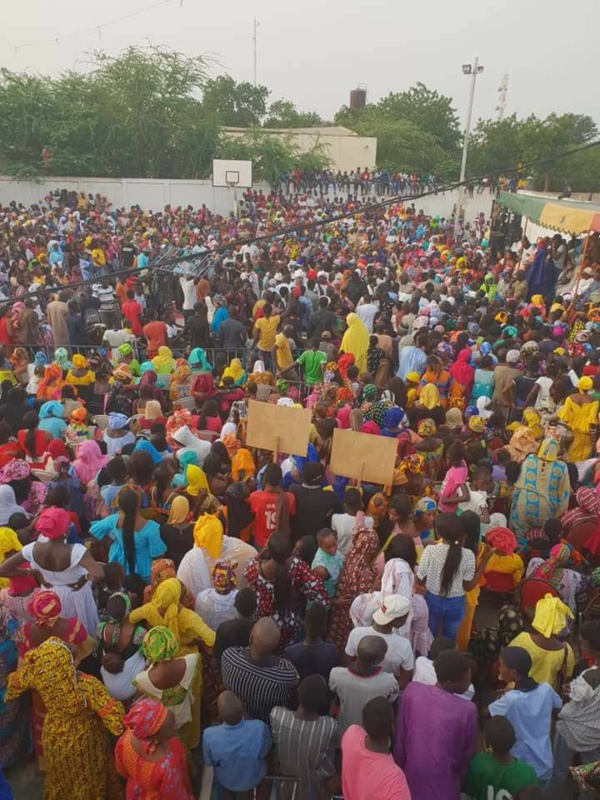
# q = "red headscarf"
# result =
<box><xmin>35</xmin><ymin>506</ymin><xmax>71</xmax><ymax>540</ymax></box>
<box><xmin>47</xmin><ymin>439</ymin><xmax>68</xmax><ymax>461</ymax></box>
<box><xmin>124</xmin><ymin>699</ymin><xmax>169</xmax><ymax>751</ymax></box>
<box><xmin>485</xmin><ymin>527</ymin><xmax>517</xmax><ymax>555</ymax></box>
<box><xmin>337</xmin><ymin>353</ymin><xmax>355</xmax><ymax>380</ymax></box>
<box><xmin>449</xmin><ymin>348</ymin><xmax>475</xmax><ymax>389</ymax></box>
<box><xmin>29</xmin><ymin>590</ymin><xmax>62</xmax><ymax>625</ymax></box>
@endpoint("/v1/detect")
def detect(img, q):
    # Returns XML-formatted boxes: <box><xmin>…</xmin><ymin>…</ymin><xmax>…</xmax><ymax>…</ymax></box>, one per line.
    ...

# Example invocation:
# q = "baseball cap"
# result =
<box><xmin>373</xmin><ymin>595</ymin><xmax>410</xmax><ymax>625</ymax></box>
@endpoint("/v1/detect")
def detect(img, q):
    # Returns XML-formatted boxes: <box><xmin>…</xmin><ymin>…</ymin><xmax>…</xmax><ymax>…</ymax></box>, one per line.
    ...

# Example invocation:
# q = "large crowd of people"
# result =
<box><xmin>0</xmin><ymin>182</ymin><xmax>599</xmax><ymax>800</ymax></box>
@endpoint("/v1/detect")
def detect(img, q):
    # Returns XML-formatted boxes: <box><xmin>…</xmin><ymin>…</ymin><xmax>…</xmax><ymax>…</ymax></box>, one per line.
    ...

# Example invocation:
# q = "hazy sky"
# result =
<box><xmin>2</xmin><ymin>0</ymin><xmax>599</xmax><ymax>128</ymax></box>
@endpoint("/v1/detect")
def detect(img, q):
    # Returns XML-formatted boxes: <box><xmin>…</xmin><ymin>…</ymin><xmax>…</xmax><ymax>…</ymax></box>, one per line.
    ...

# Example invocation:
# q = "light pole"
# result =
<box><xmin>453</xmin><ymin>57</ymin><xmax>484</xmax><ymax>239</ymax></box>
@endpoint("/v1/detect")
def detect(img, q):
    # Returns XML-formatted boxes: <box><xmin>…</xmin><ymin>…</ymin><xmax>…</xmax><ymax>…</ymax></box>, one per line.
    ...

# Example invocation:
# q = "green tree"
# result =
<box><xmin>377</xmin><ymin>83</ymin><xmax>461</xmax><ymax>153</ymax></box>
<box><xmin>201</xmin><ymin>75</ymin><xmax>270</xmax><ymax>127</ymax></box>
<box><xmin>263</xmin><ymin>99</ymin><xmax>323</xmax><ymax>129</ymax></box>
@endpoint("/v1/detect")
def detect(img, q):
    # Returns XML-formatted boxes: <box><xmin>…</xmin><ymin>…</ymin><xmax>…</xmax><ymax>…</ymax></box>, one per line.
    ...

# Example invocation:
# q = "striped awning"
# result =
<box><xmin>497</xmin><ymin>191</ymin><xmax>600</xmax><ymax>235</ymax></box>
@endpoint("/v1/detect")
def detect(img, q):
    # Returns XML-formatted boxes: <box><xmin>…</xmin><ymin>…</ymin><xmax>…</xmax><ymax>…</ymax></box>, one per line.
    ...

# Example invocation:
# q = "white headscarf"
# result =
<box><xmin>0</xmin><ymin>485</ymin><xmax>26</xmax><ymax>526</ymax></box>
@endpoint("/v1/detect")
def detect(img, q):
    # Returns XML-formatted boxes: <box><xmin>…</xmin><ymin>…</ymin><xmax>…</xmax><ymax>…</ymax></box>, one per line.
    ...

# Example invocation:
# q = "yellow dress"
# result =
<box><xmin>456</xmin><ymin>542</ymin><xmax>485</xmax><ymax>652</ymax></box>
<box><xmin>558</xmin><ymin>396</ymin><xmax>599</xmax><ymax>462</ymax></box>
<box><xmin>5</xmin><ymin>638</ymin><xmax>124</xmax><ymax>800</ymax></box>
<box><xmin>339</xmin><ymin>313</ymin><xmax>369</xmax><ymax>373</ymax></box>
<box><xmin>509</xmin><ymin>631</ymin><xmax>574</xmax><ymax>689</ymax></box>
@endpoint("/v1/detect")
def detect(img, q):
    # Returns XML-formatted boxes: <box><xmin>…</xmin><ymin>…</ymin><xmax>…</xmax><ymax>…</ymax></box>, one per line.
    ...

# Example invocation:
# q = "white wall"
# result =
<box><xmin>0</xmin><ymin>176</ymin><xmax>271</xmax><ymax>216</ymax></box>
<box><xmin>0</xmin><ymin>176</ymin><xmax>495</xmax><ymax>222</ymax></box>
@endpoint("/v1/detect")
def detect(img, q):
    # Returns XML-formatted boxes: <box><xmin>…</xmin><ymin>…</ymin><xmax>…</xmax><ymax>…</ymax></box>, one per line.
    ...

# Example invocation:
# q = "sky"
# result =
<box><xmin>1</xmin><ymin>0</ymin><xmax>599</xmax><ymax>128</ymax></box>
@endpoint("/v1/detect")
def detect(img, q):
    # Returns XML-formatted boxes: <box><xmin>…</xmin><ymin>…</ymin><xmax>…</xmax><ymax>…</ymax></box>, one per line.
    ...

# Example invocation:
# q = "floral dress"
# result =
<box><xmin>245</xmin><ymin>556</ymin><xmax>330</xmax><ymax>649</ymax></box>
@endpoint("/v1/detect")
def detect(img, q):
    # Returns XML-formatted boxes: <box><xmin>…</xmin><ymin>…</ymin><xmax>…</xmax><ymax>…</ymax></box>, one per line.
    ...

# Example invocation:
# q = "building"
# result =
<box><xmin>222</xmin><ymin>126</ymin><xmax>377</xmax><ymax>173</ymax></box>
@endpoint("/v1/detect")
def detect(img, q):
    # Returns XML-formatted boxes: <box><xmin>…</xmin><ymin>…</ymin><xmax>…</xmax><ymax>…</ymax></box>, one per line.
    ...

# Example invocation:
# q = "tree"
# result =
<box><xmin>201</xmin><ymin>75</ymin><xmax>270</xmax><ymax>127</ymax></box>
<box><xmin>377</xmin><ymin>83</ymin><xmax>461</xmax><ymax>153</ymax></box>
<box><xmin>263</xmin><ymin>99</ymin><xmax>323</xmax><ymax>129</ymax></box>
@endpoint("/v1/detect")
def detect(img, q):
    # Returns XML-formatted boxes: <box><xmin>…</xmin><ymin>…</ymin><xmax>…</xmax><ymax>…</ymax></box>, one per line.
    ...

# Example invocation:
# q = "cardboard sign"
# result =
<box><xmin>329</xmin><ymin>428</ymin><xmax>397</xmax><ymax>485</ymax></box>
<box><xmin>245</xmin><ymin>400</ymin><xmax>312</xmax><ymax>458</ymax></box>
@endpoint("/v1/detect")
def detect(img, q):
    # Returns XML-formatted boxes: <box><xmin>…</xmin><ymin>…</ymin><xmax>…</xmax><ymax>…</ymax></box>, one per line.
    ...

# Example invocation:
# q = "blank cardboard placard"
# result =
<box><xmin>246</xmin><ymin>400</ymin><xmax>312</xmax><ymax>457</ymax></box>
<box><xmin>329</xmin><ymin>428</ymin><xmax>397</xmax><ymax>485</ymax></box>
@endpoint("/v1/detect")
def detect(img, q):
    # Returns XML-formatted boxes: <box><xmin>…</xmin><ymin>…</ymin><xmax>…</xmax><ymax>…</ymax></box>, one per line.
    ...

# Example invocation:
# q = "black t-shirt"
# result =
<box><xmin>307</xmin><ymin>309</ymin><xmax>337</xmax><ymax>339</ymax></box>
<box><xmin>185</xmin><ymin>315</ymin><xmax>210</xmax><ymax>349</ymax></box>
<box><xmin>213</xmin><ymin>617</ymin><xmax>254</xmax><ymax>663</ymax></box>
<box><xmin>121</xmin><ymin>244</ymin><xmax>138</xmax><ymax>268</ymax></box>
<box><xmin>159</xmin><ymin>523</ymin><xmax>194</xmax><ymax>570</ymax></box>
<box><xmin>218</xmin><ymin>317</ymin><xmax>247</xmax><ymax>348</ymax></box>
<box><xmin>289</xmin><ymin>485</ymin><xmax>342</xmax><ymax>542</ymax></box>
<box><xmin>284</xmin><ymin>641</ymin><xmax>339</xmax><ymax>682</ymax></box>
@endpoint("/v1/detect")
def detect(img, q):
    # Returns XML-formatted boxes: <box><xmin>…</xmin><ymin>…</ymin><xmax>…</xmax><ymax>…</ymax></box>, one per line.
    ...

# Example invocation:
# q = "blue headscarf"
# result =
<box><xmin>382</xmin><ymin>407</ymin><xmax>408</xmax><ymax>434</ymax></box>
<box><xmin>39</xmin><ymin>401</ymin><xmax>64</xmax><ymax>419</ymax></box>
<box><xmin>33</xmin><ymin>351</ymin><xmax>48</xmax><ymax>367</ymax></box>
<box><xmin>189</xmin><ymin>348</ymin><xmax>213</xmax><ymax>372</ymax></box>
<box><xmin>134</xmin><ymin>439</ymin><xmax>164</xmax><ymax>465</ymax></box>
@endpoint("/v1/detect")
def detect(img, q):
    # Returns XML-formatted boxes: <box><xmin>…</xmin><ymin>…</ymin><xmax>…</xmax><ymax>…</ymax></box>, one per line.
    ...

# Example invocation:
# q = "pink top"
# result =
<box><xmin>341</xmin><ymin>725</ymin><xmax>412</xmax><ymax>800</ymax></box>
<box><xmin>438</xmin><ymin>463</ymin><xmax>468</xmax><ymax>513</ymax></box>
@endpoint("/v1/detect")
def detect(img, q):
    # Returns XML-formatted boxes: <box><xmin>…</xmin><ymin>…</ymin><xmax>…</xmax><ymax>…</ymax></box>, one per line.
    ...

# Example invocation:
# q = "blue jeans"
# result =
<box><xmin>425</xmin><ymin>592</ymin><xmax>466</xmax><ymax>640</ymax></box>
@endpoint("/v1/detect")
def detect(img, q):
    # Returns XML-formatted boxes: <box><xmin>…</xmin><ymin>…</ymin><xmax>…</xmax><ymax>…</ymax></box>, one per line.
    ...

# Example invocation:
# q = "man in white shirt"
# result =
<box><xmin>345</xmin><ymin>595</ymin><xmax>414</xmax><ymax>683</ymax></box>
<box><xmin>356</xmin><ymin>298</ymin><xmax>379</xmax><ymax>333</ymax></box>
<box><xmin>180</xmin><ymin>276</ymin><xmax>197</xmax><ymax>317</ymax></box>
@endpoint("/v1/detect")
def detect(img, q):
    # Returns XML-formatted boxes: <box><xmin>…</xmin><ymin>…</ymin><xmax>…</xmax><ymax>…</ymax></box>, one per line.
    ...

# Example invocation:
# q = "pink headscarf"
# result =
<box><xmin>449</xmin><ymin>348</ymin><xmax>475</xmax><ymax>388</ymax></box>
<box><xmin>361</xmin><ymin>421</ymin><xmax>381</xmax><ymax>436</ymax></box>
<box><xmin>337</xmin><ymin>404</ymin><xmax>352</xmax><ymax>429</ymax></box>
<box><xmin>35</xmin><ymin>506</ymin><xmax>71</xmax><ymax>540</ymax></box>
<box><xmin>73</xmin><ymin>440</ymin><xmax>109</xmax><ymax>484</ymax></box>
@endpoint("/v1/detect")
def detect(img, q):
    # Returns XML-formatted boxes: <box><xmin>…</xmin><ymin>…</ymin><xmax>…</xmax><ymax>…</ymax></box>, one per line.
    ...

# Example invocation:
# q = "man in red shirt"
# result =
<box><xmin>249</xmin><ymin>463</ymin><xmax>296</xmax><ymax>548</ymax></box>
<box><xmin>142</xmin><ymin>313</ymin><xmax>168</xmax><ymax>359</ymax></box>
<box><xmin>121</xmin><ymin>290</ymin><xmax>143</xmax><ymax>336</ymax></box>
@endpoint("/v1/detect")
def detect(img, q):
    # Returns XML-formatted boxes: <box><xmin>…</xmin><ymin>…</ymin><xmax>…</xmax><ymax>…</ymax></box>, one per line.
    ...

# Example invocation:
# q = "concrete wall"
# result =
<box><xmin>0</xmin><ymin>176</ymin><xmax>271</xmax><ymax>216</ymax></box>
<box><xmin>0</xmin><ymin>176</ymin><xmax>495</xmax><ymax>222</ymax></box>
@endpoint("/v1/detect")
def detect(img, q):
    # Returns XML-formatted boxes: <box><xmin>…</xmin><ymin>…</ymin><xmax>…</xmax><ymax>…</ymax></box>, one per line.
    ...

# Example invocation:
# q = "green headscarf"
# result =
<box><xmin>141</xmin><ymin>625</ymin><xmax>179</xmax><ymax>663</ymax></box>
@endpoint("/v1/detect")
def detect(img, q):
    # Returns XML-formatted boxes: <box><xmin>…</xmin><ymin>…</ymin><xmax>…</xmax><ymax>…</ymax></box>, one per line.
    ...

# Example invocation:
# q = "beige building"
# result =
<box><xmin>223</xmin><ymin>126</ymin><xmax>377</xmax><ymax>173</ymax></box>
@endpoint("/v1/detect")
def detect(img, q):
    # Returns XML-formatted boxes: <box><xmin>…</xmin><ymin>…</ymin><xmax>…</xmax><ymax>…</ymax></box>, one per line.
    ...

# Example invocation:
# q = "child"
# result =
<box><xmin>438</xmin><ymin>441</ymin><xmax>469</xmax><ymax>512</ymax></box>
<box><xmin>331</xmin><ymin>487</ymin><xmax>373</xmax><ymax>557</ymax></box>
<box><xmin>202</xmin><ymin>691</ymin><xmax>271</xmax><ymax>797</ymax></box>
<box><xmin>488</xmin><ymin>646</ymin><xmax>561</xmax><ymax>785</ymax></box>
<box><xmin>465</xmin><ymin>716</ymin><xmax>538</xmax><ymax>799</ymax></box>
<box><xmin>312</xmin><ymin>528</ymin><xmax>344</xmax><ymax>599</ymax></box>
<box><xmin>413</xmin><ymin>636</ymin><xmax>475</xmax><ymax>700</ymax></box>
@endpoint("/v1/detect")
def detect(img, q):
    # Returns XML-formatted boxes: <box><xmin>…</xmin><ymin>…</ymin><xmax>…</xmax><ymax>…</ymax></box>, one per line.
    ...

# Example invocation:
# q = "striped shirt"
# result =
<box><xmin>221</xmin><ymin>647</ymin><xmax>298</xmax><ymax>723</ymax></box>
<box><xmin>270</xmin><ymin>707</ymin><xmax>338</xmax><ymax>800</ymax></box>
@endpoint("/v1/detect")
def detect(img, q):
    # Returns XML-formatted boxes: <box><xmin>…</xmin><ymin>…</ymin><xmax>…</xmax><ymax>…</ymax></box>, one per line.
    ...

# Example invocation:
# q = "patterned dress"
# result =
<box><xmin>245</xmin><ymin>556</ymin><xmax>330</xmax><ymax>649</ymax></box>
<box><xmin>115</xmin><ymin>729</ymin><xmax>194</xmax><ymax>800</ymax></box>
<box><xmin>6</xmin><ymin>638</ymin><xmax>124</xmax><ymax>800</ymax></box>
<box><xmin>509</xmin><ymin>453</ymin><xmax>571</xmax><ymax>538</ymax></box>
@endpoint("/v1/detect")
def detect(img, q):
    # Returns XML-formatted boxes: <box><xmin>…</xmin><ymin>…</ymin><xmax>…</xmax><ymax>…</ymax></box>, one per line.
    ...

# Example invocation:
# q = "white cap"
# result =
<box><xmin>372</xmin><ymin>595</ymin><xmax>410</xmax><ymax>625</ymax></box>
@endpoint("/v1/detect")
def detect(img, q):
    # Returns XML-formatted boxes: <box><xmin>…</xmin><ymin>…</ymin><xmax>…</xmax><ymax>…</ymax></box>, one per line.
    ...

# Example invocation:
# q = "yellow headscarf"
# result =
<box><xmin>185</xmin><ymin>464</ymin><xmax>209</xmax><ymax>497</ymax></box>
<box><xmin>72</xmin><ymin>354</ymin><xmax>88</xmax><ymax>369</ymax></box>
<box><xmin>340</xmin><ymin>312</ymin><xmax>369</xmax><ymax>373</ymax></box>
<box><xmin>167</xmin><ymin>495</ymin><xmax>189</xmax><ymax>525</ymax></box>
<box><xmin>231</xmin><ymin>448</ymin><xmax>255</xmax><ymax>482</ymax></box>
<box><xmin>522</xmin><ymin>407</ymin><xmax>544</xmax><ymax>439</ymax></box>
<box><xmin>221</xmin><ymin>358</ymin><xmax>245</xmax><ymax>386</ymax></box>
<box><xmin>129</xmin><ymin>577</ymin><xmax>182</xmax><ymax>643</ymax></box>
<box><xmin>419</xmin><ymin>383</ymin><xmax>441</xmax><ymax>410</ymax></box>
<box><xmin>532</xmin><ymin>593</ymin><xmax>574</xmax><ymax>638</ymax></box>
<box><xmin>193</xmin><ymin>514</ymin><xmax>224</xmax><ymax>558</ymax></box>
<box><xmin>152</xmin><ymin>346</ymin><xmax>174</xmax><ymax>374</ymax></box>
<box><xmin>0</xmin><ymin>526</ymin><xmax>22</xmax><ymax>588</ymax></box>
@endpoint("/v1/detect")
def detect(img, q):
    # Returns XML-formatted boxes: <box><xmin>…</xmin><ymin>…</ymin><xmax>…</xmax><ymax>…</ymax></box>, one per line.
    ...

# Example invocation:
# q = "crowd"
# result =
<box><xmin>0</xmin><ymin>183</ymin><xmax>599</xmax><ymax>800</ymax></box>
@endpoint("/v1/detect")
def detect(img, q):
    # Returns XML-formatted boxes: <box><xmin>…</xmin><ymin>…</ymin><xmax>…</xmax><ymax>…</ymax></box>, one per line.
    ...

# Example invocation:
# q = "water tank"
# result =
<box><xmin>349</xmin><ymin>87</ymin><xmax>367</xmax><ymax>109</ymax></box>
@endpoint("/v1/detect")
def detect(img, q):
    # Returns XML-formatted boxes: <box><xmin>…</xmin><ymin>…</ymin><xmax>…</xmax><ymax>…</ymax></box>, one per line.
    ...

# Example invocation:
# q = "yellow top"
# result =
<box><xmin>558</xmin><ymin>396</ymin><xmax>599</xmax><ymax>433</ymax></box>
<box><xmin>484</xmin><ymin>553</ymin><xmax>524</xmax><ymax>584</ymax></box>
<box><xmin>66</xmin><ymin>369</ymin><xmax>96</xmax><ymax>386</ymax></box>
<box><xmin>254</xmin><ymin>315</ymin><xmax>280</xmax><ymax>351</ymax></box>
<box><xmin>510</xmin><ymin>631</ymin><xmax>574</xmax><ymax>688</ymax></box>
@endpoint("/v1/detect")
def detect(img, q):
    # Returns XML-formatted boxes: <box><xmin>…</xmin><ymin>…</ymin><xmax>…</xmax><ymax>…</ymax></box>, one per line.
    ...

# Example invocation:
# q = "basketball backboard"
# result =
<box><xmin>212</xmin><ymin>159</ymin><xmax>253</xmax><ymax>188</ymax></box>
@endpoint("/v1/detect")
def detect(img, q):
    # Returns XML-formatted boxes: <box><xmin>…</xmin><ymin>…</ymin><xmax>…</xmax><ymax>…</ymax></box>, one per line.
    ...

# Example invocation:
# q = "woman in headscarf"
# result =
<box><xmin>448</xmin><ymin>348</ymin><xmax>475</xmax><ymax>409</ymax></box>
<box><xmin>169</xmin><ymin>359</ymin><xmax>193</xmax><ymax>402</ymax></box>
<box><xmin>36</xmin><ymin>362</ymin><xmax>64</xmax><ymax>402</ymax></box>
<box><xmin>0</xmin><ymin>507</ymin><xmax>103</xmax><ymax>634</ymax></box>
<box><xmin>361</xmin><ymin>383</ymin><xmax>392</xmax><ymax>428</ymax></box>
<box><xmin>172</xmin><ymin>424</ymin><xmax>211</xmax><ymax>466</ymax></box>
<box><xmin>116</xmin><ymin>343</ymin><xmax>141</xmax><ymax>377</ymax></box>
<box><xmin>53</xmin><ymin>347</ymin><xmax>71</xmax><ymax>373</ymax></box>
<box><xmin>509</xmin><ymin>438</ymin><xmax>571</xmax><ymax>538</ymax></box>
<box><xmin>328</xmin><ymin>523</ymin><xmax>380</xmax><ymax>652</ymax></box>
<box><xmin>9</xmin><ymin>347</ymin><xmax>29</xmax><ymax>386</ymax></box>
<box><xmin>408</xmin><ymin>383</ymin><xmax>446</xmax><ymax>428</ymax></box>
<box><xmin>6</xmin><ymin>638</ymin><xmax>125</xmax><ymax>800</ymax></box>
<box><xmin>65</xmin><ymin>354</ymin><xmax>95</xmax><ymax>387</ymax></box>
<box><xmin>245</xmin><ymin>531</ymin><xmax>329</xmax><ymax>650</ymax></box>
<box><xmin>38</xmin><ymin>400</ymin><xmax>67</xmax><ymax>439</ymax></box>
<box><xmin>220</xmin><ymin>357</ymin><xmax>247</xmax><ymax>387</ymax></box>
<box><xmin>72</xmin><ymin>440</ymin><xmax>110</xmax><ymax>486</ymax></box>
<box><xmin>89</xmin><ymin>489</ymin><xmax>166</xmax><ymax>583</ymax></box>
<box><xmin>65</xmin><ymin>406</ymin><xmax>91</xmax><ymax>447</ymax></box>
<box><xmin>115</xmin><ymin>697</ymin><xmax>194</xmax><ymax>799</ymax></box>
<box><xmin>177</xmin><ymin>514</ymin><xmax>256</xmax><ymax>597</ymax></box>
<box><xmin>195</xmin><ymin>561</ymin><xmax>239</xmax><ymax>631</ymax></box>
<box><xmin>339</xmin><ymin>312</ymin><xmax>369</xmax><ymax>373</ymax></box>
<box><xmin>188</xmin><ymin>347</ymin><xmax>213</xmax><ymax>373</ymax></box>
<box><xmin>415</xmin><ymin>417</ymin><xmax>445</xmax><ymax>482</ymax></box>
<box><xmin>103</xmin><ymin>412</ymin><xmax>136</xmax><ymax>457</ymax></box>
<box><xmin>418</xmin><ymin>356</ymin><xmax>451</xmax><ymax>410</ymax></box>
<box><xmin>97</xmin><ymin>591</ymin><xmax>146</xmax><ymax>703</ymax></box>
<box><xmin>380</xmin><ymin>406</ymin><xmax>408</xmax><ymax>438</ymax></box>
<box><xmin>482</xmin><ymin>527</ymin><xmax>524</xmax><ymax>592</ymax></box>
<box><xmin>0</xmin><ymin>525</ymin><xmax>38</xmax><ymax>623</ymax></box>
<box><xmin>502</xmin><ymin>424</ymin><xmax>540</xmax><ymax>464</ymax></box>
<box><xmin>0</xmin><ymin>485</ymin><xmax>26</xmax><ymax>527</ymax></box>
<box><xmin>159</xmin><ymin>496</ymin><xmax>194</xmax><ymax>569</ymax></box>
<box><xmin>526</xmin><ymin>543</ymin><xmax>582</xmax><ymax>614</ymax></box>
<box><xmin>152</xmin><ymin>346</ymin><xmax>175</xmax><ymax>377</ymax></box>
<box><xmin>510</xmin><ymin>595</ymin><xmax>575</xmax><ymax>689</ymax></box>
<box><xmin>129</xmin><ymin>577</ymin><xmax>215</xmax><ymax>658</ymax></box>
<box><xmin>558</xmin><ymin>375</ymin><xmax>600</xmax><ymax>461</ymax></box>
<box><xmin>139</xmin><ymin>369</ymin><xmax>167</xmax><ymax>408</ymax></box>
<box><xmin>0</xmin><ymin>601</ymin><xmax>30</xmax><ymax>769</ymax></box>
<box><xmin>413</xmin><ymin>496</ymin><xmax>438</xmax><ymax>546</ymax></box>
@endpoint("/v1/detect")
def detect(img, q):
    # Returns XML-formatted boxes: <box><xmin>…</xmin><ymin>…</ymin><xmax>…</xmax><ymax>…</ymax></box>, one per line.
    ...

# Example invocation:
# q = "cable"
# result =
<box><xmin>6</xmin><ymin>0</ymin><xmax>175</xmax><ymax>53</ymax></box>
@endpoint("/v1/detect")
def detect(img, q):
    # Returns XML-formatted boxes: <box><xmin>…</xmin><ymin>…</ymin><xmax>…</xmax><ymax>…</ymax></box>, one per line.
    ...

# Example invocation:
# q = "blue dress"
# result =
<box><xmin>89</xmin><ymin>514</ymin><xmax>166</xmax><ymax>582</ymax></box>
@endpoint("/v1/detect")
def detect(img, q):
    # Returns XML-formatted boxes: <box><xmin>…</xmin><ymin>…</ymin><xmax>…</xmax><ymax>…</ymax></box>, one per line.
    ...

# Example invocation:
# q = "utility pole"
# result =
<box><xmin>253</xmin><ymin>18</ymin><xmax>259</xmax><ymax>86</ymax></box>
<box><xmin>454</xmin><ymin>56</ymin><xmax>484</xmax><ymax>239</ymax></box>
